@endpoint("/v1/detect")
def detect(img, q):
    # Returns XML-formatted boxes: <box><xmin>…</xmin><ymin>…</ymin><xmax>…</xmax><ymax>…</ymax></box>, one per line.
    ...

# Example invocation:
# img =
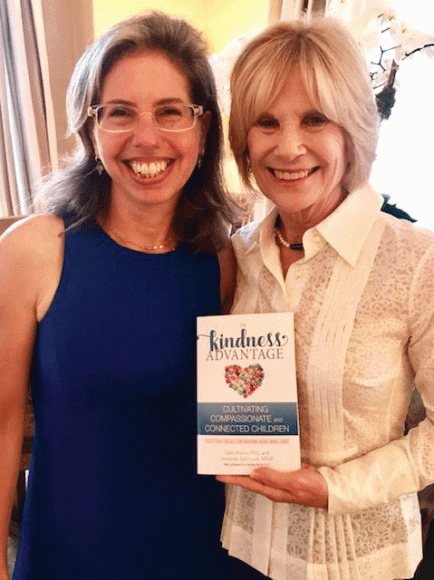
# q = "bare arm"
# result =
<box><xmin>0</xmin><ymin>215</ymin><xmax>63</xmax><ymax>578</ymax></box>
<box><xmin>218</xmin><ymin>244</ymin><xmax>237</xmax><ymax>314</ymax></box>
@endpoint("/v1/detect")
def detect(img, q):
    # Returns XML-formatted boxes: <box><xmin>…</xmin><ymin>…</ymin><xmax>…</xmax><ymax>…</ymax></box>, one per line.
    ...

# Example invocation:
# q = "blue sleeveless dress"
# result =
<box><xmin>13</xmin><ymin>219</ymin><xmax>227</xmax><ymax>579</ymax></box>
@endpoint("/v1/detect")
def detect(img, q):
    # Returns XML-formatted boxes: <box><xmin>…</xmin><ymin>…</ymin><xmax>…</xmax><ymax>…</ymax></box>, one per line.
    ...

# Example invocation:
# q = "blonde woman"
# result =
<box><xmin>219</xmin><ymin>18</ymin><xmax>434</xmax><ymax>580</ymax></box>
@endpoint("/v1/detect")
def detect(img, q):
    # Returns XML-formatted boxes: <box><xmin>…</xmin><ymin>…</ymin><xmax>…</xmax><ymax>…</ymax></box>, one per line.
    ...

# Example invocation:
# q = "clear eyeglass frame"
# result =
<box><xmin>87</xmin><ymin>103</ymin><xmax>204</xmax><ymax>133</ymax></box>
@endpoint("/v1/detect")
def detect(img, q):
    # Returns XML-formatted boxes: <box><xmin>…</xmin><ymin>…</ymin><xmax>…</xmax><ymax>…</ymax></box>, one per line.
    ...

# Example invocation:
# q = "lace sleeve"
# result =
<box><xmin>318</xmin><ymin>241</ymin><xmax>434</xmax><ymax>515</ymax></box>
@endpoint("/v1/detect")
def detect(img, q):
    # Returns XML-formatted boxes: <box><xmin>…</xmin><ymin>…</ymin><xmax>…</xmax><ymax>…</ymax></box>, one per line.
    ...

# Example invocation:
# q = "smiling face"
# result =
<box><xmin>92</xmin><ymin>50</ymin><xmax>208</xmax><ymax>214</ymax></box>
<box><xmin>247</xmin><ymin>67</ymin><xmax>347</xmax><ymax>226</ymax></box>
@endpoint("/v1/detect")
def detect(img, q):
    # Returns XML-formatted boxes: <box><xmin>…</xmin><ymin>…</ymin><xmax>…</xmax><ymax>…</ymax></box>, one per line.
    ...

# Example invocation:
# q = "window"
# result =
<box><xmin>370</xmin><ymin>52</ymin><xmax>434</xmax><ymax>228</ymax></box>
<box><xmin>326</xmin><ymin>0</ymin><xmax>434</xmax><ymax>229</ymax></box>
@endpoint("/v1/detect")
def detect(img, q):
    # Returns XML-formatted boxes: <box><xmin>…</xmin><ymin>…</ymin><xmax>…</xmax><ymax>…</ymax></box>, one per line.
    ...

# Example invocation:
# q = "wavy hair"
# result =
<box><xmin>40</xmin><ymin>10</ymin><xmax>236</xmax><ymax>251</ymax></box>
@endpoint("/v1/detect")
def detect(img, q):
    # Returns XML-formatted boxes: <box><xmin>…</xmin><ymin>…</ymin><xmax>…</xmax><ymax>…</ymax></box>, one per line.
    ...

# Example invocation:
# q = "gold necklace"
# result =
<box><xmin>108</xmin><ymin>228</ymin><xmax>176</xmax><ymax>253</ymax></box>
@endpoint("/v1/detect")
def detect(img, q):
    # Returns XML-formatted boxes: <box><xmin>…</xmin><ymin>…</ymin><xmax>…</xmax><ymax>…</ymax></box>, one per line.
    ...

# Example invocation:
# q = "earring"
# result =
<box><xmin>95</xmin><ymin>156</ymin><xmax>104</xmax><ymax>175</ymax></box>
<box><xmin>197</xmin><ymin>154</ymin><xmax>203</xmax><ymax>169</ymax></box>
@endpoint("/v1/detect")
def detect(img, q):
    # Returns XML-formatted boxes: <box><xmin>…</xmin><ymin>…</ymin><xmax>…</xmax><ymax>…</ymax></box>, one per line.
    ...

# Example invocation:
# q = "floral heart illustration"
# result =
<box><xmin>224</xmin><ymin>364</ymin><xmax>264</xmax><ymax>398</ymax></box>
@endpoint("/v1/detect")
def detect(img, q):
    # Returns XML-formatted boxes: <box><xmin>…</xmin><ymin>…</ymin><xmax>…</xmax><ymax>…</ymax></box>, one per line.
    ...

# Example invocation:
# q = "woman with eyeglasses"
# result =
<box><xmin>0</xmin><ymin>11</ymin><xmax>236</xmax><ymax>580</ymax></box>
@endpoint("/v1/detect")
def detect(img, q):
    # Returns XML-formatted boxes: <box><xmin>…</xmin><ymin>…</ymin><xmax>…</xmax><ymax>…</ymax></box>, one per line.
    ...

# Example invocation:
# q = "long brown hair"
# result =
<box><xmin>40</xmin><ymin>10</ymin><xmax>237</xmax><ymax>251</ymax></box>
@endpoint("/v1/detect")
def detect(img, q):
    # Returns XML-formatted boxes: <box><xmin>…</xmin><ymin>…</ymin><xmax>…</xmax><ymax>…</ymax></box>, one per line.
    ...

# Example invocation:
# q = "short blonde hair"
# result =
<box><xmin>229</xmin><ymin>18</ymin><xmax>380</xmax><ymax>193</ymax></box>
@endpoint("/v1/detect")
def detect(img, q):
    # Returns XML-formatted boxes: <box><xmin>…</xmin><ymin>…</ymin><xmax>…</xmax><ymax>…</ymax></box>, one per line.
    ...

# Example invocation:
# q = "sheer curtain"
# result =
<box><xmin>0</xmin><ymin>0</ymin><xmax>57</xmax><ymax>217</ymax></box>
<box><xmin>280</xmin><ymin>0</ymin><xmax>326</xmax><ymax>20</ymax></box>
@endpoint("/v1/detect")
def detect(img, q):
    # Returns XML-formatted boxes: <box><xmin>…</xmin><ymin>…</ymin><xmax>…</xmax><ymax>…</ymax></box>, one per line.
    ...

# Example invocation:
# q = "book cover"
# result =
<box><xmin>197</xmin><ymin>312</ymin><xmax>300</xmax><ymax>474</ymax></box>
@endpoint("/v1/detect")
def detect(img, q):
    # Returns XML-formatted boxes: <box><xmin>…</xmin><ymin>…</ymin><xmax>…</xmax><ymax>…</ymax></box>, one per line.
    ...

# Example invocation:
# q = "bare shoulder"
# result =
<box><xmin>218</xmin><ymin>244</ymin><xmax>237</xmax><ymax>314</ymax></box>
<box><xmin>0</xmin><ymin>213</ymin><xmax>64</xmax><ymax>263</ymax></box>
<box><xmin>0</xmin><ymin>212</ymin><xmax>64</xmax><ymax>245</ymax></box>
<box><xmin>0</xmin><ymin>214</ymin><xmax>64</xmax><ymax>319</ymax></box>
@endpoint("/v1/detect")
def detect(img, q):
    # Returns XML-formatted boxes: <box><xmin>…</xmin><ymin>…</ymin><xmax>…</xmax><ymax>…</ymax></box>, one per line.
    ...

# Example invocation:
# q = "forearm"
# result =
<box><xmin>320</xmin><ymin>242</ymin><xmax>434</xmax><ymax>515</ymax></box>
<box><xmin>318</xmin><ymin>417</ymin><xmax>434</xmax><ymax>514</ymax></box>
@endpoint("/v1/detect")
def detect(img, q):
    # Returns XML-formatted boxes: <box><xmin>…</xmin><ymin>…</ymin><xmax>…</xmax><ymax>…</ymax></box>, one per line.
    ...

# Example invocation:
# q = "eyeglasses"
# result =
<box><xmin>87</xmin><ymin>103</ymin><xmax>204</xmax><ymax>133</ymax></box>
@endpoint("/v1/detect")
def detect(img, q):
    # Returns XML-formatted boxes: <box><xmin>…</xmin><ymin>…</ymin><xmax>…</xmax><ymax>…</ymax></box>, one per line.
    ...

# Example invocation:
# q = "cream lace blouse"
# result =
<box><xmin>221</xmin><ymin>184</ymin><xmax>434</xmax><ymax>580</ymax></box>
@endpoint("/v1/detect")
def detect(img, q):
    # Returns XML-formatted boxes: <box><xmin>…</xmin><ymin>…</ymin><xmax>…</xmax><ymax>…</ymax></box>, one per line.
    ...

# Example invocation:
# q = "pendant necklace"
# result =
<box><xmin>107</xmin><ymin>228</ymin><xmax>176</xmax><ymax>253</ymax></box>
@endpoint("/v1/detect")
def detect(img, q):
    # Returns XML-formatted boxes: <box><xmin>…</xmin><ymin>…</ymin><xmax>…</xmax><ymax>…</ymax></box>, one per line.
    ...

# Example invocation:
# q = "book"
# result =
<box><xmin>197</xmin><ymin>312</ymin><xmax>300</xmax><ymax>475</ymax></box>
